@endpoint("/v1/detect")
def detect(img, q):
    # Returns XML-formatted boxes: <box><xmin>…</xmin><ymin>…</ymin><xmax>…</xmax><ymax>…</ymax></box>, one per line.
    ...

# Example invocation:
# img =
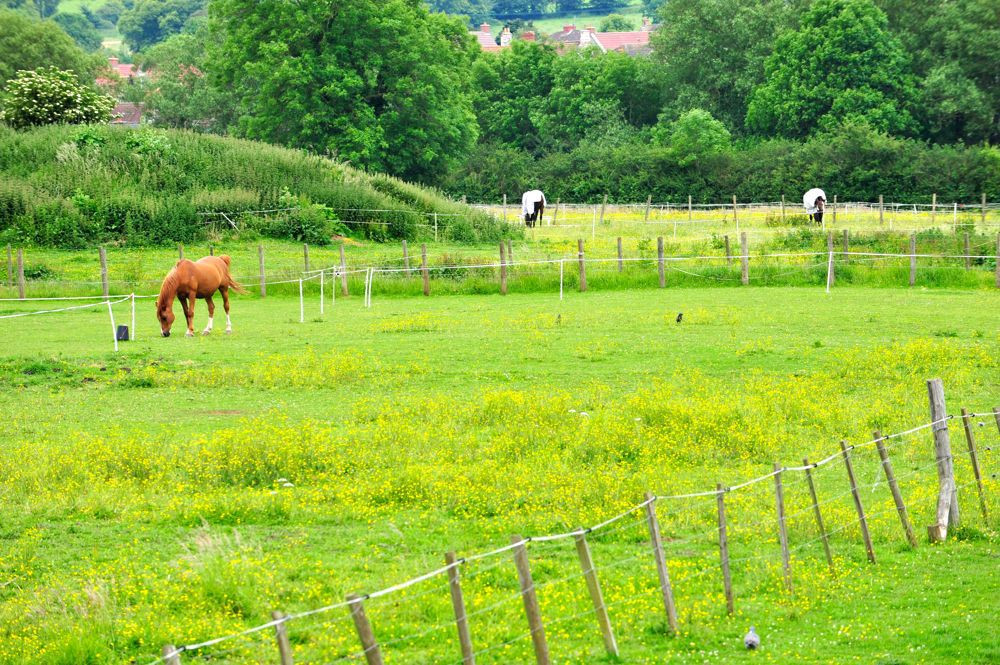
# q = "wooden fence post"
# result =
<box><xmin>339</xmin><ymin>245</ymin><xmax>349</xmax><ymax>296</ymax></box>
<box><xmin>178</xmin><ymin>243</ymin><xmax>184</xmax><ymax>260</ymax></box>
<box><xmin>842</xmin><ymin>229</ymin><xmax>849</xmax><ymax>259</ymax></box>
<box><xmin>616</xmin><ymin>237</ymin><xmax>623</xmax><ymax>272</ymax></box>
<box><xmin>599</xmin><ymin>194</ymin><xmax>608</xmax><ymax>226</ymax></box>
<box><xmin>5</xmin><ymin>244</ymin><xmax>11</xmax><ymax>288</ymax></box>
<box><xmin>874</xmin><ymin>431</ymin><xmax>919</xmax><ymax>548</ymax></box>
<box><xmin>724</xmin><ymin>235</ymin><xmax>732</xmax><ymax>265</ymax></box>
<box><xmin>927</xmin><ymin>378</ymin><xmax>958</xmax><ymax>542</ymax></box>
<box><xmin>574</xmin><ymin>529</ymin><xmax>619</xmax><ymax>657</ymax></box>
<box><xmin>879</xmin><ymin>195</ymin><xmax>884</xmax><ymax>224</ymax></box>
<box><xmin>209</xmin><ymin>245</ymin><xmax>214</xmax><ymax>256</ymax></box>
<box><xmin>511</xmin><ymin>535</ymin><xmax>550</xmax><ymax>665</ymax></box>
<box><xmin>740</xmin><ymin>233</ymin><xmax>749</xmax><ymax>285</ymax></box>
<box><xmin>303</xmin><ymin>243</ymin><xmax>310</xmax><ymax>273</ymax></box>
<box><xmin>657</xmin><ymin>236</ymin><xmax>665</xmax><ymax>288</ymax></box>
<box><xmin>445</xmin><ymin>552</ymin><xmax>475</xmax><ymax>665</ymax></box>
<box><xmin>257</xmin><ymin>244</ymin><xmax>266</xmax><ymax>297</ymax></box>
<box><xmin>421</xmin><ymin>244</ymin><xmax>430</xmax><ymax>296</ymax></box>
<box><xmin>803</xmin><ymin>458</ymin><xmax>834</xmax><ymax>572</ymax></box>
<box><xmin>831</xmin><ymin>194</ymin><xmax>837</xmax><ymax>226</ymax></box>
<box><xmin>781</xmin><ymin>195</ymin><xmax>786</xmax><ymax>223</ymax></box>
<box><xmin>272</xmin><ymin>611</ymin><xmax>294</xmax><ymax>665</ymax></box>
<box><xmin>577</xmin><ymin>239</ymin><xmax>587</xmax><ymax>292</ymax></box>
<box><xmin>961</xmin><ymin>409</ymin><xmax>989</xmax><ymax>524</ymax></box>
<box><xmin>994</xmin><ymin>406</ymin><xmax>1000</xmax><ymax>436</ymax></box>
<box><xmin>402</xmin><ymin>240</ymin><xmax>411</xmax><ymax>275</ymax></box>
<box><xmin>827</xmin><ymin>232</ymin><xmax>835</xmax><ymax>287</ymax></box>
<box><xmin>687</xmin><ymin>195</ymin><xmax>693</xmax><ymax>222</ymax></box>
<box><xmin>773</xmin><ymin>463</ymin><xmax>793</xmax><ymax>593</ymax></box>
<box><xmin>982</xmin><ymin>193</ymin><xmax>987</xmax><ymax>225</ymax></box>
<box><xmin>931</xmin><ymin>192</ymin><xmax>937</xmax><ymax>226</ymax></box>
<box><xmin>347</xmin><ymin>594</ymin><xmax>384</xmax><ymax>665</ymax></box>
<box><xmin>17</xmin><ymin>248</ymin><xmax>25</xmax><ymax>300</ymax></box>
<box><xmin>162</xmin><ymin>645</ymin><xmax>181</xmax><ymax>665</ymax></box>
<box><xmin>507</xmin><ymin>239</ymin><xmax>513</xmax><ymax>263</ymax></box>
<box><xmin>553</xmin><ymin>198</ymin><xmax>560</xmax><ymax>225</ymax></box>
<box><xmin>644</xmin><ymin>493</ymin><xmax>679</xmax><ymax>634</ymax></box>
<box><xmin>909</xmin><ymin>234</ymin><xmax>917</xmax><ymax>287</ymax></box>
<box><xmin>963</xmin><ymin>233</ymin><xmax>970</xmax><ymax>270</ymax></box>
<box><xmin>716</xmin><ymin>484</ymin><xmax>734</xmax><ymax>614</ymax></box>
<box><xmin>841</xmin><ymin>441</ymin><xmax>876</xmax><ymax>563</ymax></box>
<box><xmin>499</xmin><ymin>242</ymin><xmax>507</xmax><ymax>295</ymax></box>
<box><xmin>99</xmin><ymin>246</ymin><xmax>109</xmax><ymax>298</ymax></box>
<box><xmin>502</xmin><ymin>194</ymin><xmax>507</xmax><ymax>223</ymax></box>
<box><xmin>644</xmin><ymin>195</ymin><xmax>652</xmax><ymax>222</ymax></box>
<box><xmin>732</xmin><ymin>195</ymin><xmax>738</xmax><ymax>232</ymax></box>
<box><xmin>995</xmin><ymin>233</ymin><xmax>1000</xmax><ymax>289</ymax></box>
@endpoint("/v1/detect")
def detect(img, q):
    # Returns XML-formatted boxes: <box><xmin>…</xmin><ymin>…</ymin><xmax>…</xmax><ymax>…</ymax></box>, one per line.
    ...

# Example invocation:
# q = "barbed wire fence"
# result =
<box><xmin>142</xmin><ymin>382</ymin><xmax>997</xmax><ymax>664</ymax></box>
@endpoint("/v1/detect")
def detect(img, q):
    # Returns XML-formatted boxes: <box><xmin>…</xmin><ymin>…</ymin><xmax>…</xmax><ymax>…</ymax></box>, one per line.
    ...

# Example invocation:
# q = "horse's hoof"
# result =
<box><xmin>201</xmin><ymin>330</ymin><xmax>212</xmax><ymax>336</ymax></box>
<box><xmin>224</xmin><ymin>329</ymin><xmax>232</xmax><ymax>335</ymax></box>
<box><xmin>186</xmin><ymin>331</ymin><xmax>194</xmax><ymax>338</ymax></box>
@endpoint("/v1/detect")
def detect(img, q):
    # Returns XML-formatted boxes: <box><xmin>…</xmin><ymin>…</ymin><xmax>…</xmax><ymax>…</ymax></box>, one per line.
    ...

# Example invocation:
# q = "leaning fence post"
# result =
<box><xmin>577</xmin><ymin>239</ymin><xmax>587</xmax><ymax>292</ymax></box>
<box><xmin>421</xmin><ymin>244</ymin><xmax>430</xmax><ymax>296</ymax></box>
<box><xmin>445</xmin><ymin>552</ymin><xmax>475</xmax><ymax>665</ymax></box>
<box><xmin>17</xmin><ymin>248</ymin><xmax>25</xmax><ymax>300</ymax></box>
<box><xmin>740</xmin><ymin>233</ymin><xmax>749</xmax><ymax>285</ymax></box>
<box><xmin>803</xmin><ymin>458</ymin><xmax>834</xmax><ymax>572</ymax></box>
<box><xmin>644</xmin><ymin>493</ymin><xmax>679</xmax><ymax>634</ymax></box>
<box><xmin>840</xmin><ymin>441</ymin><xmax>876</xmax><ymax>563</ymax></box>
<box><xmin>339</xmin><ymin>245</ymin><xmax>349</xmax><ymax>296</ymax></box>
<box><xmin>874</xmin><ymin>431</ymin><xmax>919</xmax><ymax>548</ymax></box>
<box><xmin>347</xmin><ymin>594</ymin><xmax>384</xmax><ymax>665</ymax></box>
<box><xmin>773</xmin><ymin>463</ymin><xmax>793</xmax><ymax>593</ymax></box>
<box><xmin>994</xmin><ymin>406</ymin><xmax>1000</xmax><ymax>436</ymax></box>
<box><xmin>99</xmin><ymin>246</ymin><xmax>109</xmax><ymax>298</ymax></box>
<box><xmin>909</xmin><ymin>234</ymin><xmax>917</xmax><ymax>287</ymax></box>
<box><xmin>616</xmin><ymin>237</ymin><xmax>623</xmax><ymax>272</ymax></box>
<box><xmin>657</xmin><ymin>236</ymin><xmax>665</xmax><ymax>288</ymax></box>
<box><xmin>574</xmin><ymin>528</ymin><xmax>619</xmax><ymax>657</ymax></box>
<box><xmin>258</xmin><ymin>244</ymin><xmax>266</xmax><ymax>298</ymax></box>
<box><xmin>511</xmin><ymin>535</ymin><xmax>550</xmax><ymax>665</ymax></box>
<box><xmin>272</xmin><ymin>611</ymin><xmax>294</xmax><ymax>665</ymax></box>
<box><xmin>162</xmin><ymin>645</ymin><xmax>181</xmax><ymax>665</ymax></box>
<box><xmin>961</xmin><ymin>408</ymin><xmax>989</xmax><ymax>524</ymax></box>
<box><xmin>499</xmin><ymin>242</ymin><xmax>507</xmax><ymax>295</ymax></box>
<box><xmin>927</xmin><ymin>378</ymin><xmax>958</xmax><ymax>542</ymax></box>
<box><xmin>716</xmin><ymin>484</ymin><xmax>734</xmax><ymax>615</ymax></box>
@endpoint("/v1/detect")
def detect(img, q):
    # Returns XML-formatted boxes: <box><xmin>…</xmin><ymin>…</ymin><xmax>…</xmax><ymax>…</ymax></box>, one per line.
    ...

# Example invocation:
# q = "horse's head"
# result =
<box><xmin>155</xmin><ymin>298</ymin><xmax>175</xmax><ymax>337</ymax></box>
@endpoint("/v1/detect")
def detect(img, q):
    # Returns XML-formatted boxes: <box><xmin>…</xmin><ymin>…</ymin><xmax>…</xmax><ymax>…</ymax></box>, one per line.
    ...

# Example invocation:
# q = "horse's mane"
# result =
<box><xmin>156</xmin><ymin>263</ymin><xmax>183</xmax><ymax>307</ymax></box>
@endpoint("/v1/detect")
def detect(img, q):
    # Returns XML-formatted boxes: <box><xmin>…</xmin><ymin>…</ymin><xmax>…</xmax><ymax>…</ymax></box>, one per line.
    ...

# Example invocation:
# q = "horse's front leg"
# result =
<box><xmin>182</xmin><ymin>294</ymin><xmax>196</xmax><ymax>337</ymax></box>
<box><xmin>202</xmin><ymin>295</ymin><xmax>216</xmax><ymax>335</ymax></box>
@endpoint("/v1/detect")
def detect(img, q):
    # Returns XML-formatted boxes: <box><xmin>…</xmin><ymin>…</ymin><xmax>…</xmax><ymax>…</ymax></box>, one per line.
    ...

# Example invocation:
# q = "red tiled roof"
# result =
<box><xmin>111</xmin><ymin>102</ymin><xmax>143</xmax><ymax>126</ymax></box>
<box><xmin>593</xmin><ymin>31</ymin><xmax>650</xmax><ymax>52</ymax></box>
<box><xmin>470</xmin><ymin>29</ymin><xmax>501</xmax><ymax>51</ymax></box>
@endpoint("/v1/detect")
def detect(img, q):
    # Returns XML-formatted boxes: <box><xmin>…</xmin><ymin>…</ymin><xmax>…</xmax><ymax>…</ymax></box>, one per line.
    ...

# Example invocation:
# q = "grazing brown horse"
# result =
<box><xmin>155</xmin><ymin>255</ymin><xmax>246</xmax><ymax>337</ymax></box>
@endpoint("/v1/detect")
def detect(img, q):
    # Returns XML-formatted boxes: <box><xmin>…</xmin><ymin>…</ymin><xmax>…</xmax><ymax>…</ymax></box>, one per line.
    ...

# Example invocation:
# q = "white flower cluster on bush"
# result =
<box><xmin>0</xmin><ymin>67</ymin><xmax>116</xmax><ymax>129</ymax></box>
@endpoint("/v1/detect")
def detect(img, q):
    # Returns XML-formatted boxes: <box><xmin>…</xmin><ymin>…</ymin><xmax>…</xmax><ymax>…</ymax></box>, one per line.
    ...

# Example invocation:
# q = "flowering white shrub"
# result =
<box><xmin>0</xmin><ymin>67</ymin><xmax>115</xmax><ymax>129</ymax></box>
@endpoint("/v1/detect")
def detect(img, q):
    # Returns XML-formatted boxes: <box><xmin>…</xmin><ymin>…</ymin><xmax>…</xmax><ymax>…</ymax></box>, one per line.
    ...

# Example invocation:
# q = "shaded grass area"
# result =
<box><xmin>1</xmin><ymin>288</ymin><xmax>998</xmax><ymax>663</ymax></box>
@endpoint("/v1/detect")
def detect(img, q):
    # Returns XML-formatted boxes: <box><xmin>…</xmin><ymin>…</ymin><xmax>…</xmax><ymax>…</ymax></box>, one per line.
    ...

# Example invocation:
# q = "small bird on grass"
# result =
<box><xmin>675</xmin><ymin>312</ymin><xmax>683</xmax><ymax>323</ymax></box>
<box><xmin>744</xmin><ymin>626</ymin><xmax>760</xmax><ymax>650</ymax></box>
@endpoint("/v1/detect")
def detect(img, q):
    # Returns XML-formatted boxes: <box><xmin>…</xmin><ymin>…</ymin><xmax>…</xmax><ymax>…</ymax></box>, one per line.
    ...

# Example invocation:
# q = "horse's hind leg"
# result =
<box><xmin>202</xmin><ymin>295</ymin><xmax>216</xmax><ymax>335</ymax></box>
<box><xmin>180</xmin><ymin>294</ymin><xmax>195</xmax><ymax>337</ymax></box>
<box><xmin>221</xmin><ymin>286</ymin><xmax>232</xmax><ymax>334</ymax></box>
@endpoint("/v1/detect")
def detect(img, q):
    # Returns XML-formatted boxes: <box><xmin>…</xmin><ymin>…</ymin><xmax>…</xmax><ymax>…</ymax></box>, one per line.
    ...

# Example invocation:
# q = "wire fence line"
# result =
<box><xmin>147</xmin><ymin>404</ymin><xmax>999</xmax><ymax>665</ymax></box>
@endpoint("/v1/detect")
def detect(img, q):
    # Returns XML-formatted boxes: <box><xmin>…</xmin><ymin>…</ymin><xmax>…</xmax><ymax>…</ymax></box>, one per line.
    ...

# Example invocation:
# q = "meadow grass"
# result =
<box><xmin>1</xmin><ymin>285</ymin><xmax>999</xmax><ymax>663</ymax></box>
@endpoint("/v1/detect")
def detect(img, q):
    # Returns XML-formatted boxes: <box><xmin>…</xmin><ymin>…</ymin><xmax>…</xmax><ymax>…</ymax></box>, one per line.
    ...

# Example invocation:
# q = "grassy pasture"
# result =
<box><xmin>1</xmin><ymin>284</ymin><xmax>999</xmax><ymax>664</ymax></box>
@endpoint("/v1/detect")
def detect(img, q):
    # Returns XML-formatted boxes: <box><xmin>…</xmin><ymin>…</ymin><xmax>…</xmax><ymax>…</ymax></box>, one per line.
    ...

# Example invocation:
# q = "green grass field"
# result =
<box><xmin>2</xmin><ymin>283</ymin><xmax>999</xmax><ymax>664</ymax></box>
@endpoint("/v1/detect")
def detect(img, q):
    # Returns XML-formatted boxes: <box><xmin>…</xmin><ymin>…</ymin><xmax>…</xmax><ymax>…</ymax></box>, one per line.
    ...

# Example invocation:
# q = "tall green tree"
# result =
<box><xmin>0</xmin><ymin>9</ymin><xmax>97</xmax><ymax>87</ymax></box>
<box><xmin>51</xmin><ymin>12</ymin><xmax>103</xmax><ymax>51</ymax></box>
<box><xmin>745</xmin><ymin>0</ymin><xmax>917</xmax><ymax>139</ymax></box>
<box><xmin>118</xmin><ymin>0</ymin><xmax>203</xmax><ymax>51</ymax></box>
<box><xmin>209</xmin><ymin>0</ymin><xmax>480</xmax><ymax>185</ymax></box>
<box><xmin>651</xmin><ymin>0</ymin><xmax>799</xmax><ymax>133</ymax></box>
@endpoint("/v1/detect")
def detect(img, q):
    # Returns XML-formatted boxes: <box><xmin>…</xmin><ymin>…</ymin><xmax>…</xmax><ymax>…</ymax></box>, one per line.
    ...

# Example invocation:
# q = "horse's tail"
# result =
<box><xmin>218</xmin><ymin>255</ymin><xmax>249</xmax><ymax>294</ymax></box>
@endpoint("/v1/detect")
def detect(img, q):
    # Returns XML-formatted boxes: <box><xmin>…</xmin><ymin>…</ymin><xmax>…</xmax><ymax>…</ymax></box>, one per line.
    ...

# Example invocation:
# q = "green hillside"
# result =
<box><xmin>0</xmin><ymin>125</ymin><xmax>509</xmax><ymax>248</ymax></box>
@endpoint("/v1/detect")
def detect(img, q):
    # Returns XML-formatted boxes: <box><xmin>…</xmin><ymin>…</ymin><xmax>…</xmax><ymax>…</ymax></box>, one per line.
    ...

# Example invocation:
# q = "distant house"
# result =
<box><xmin>111</xmin><ymin>102</ymin><xmax>143</xmax><ymax>127</ymax></box>
<box><xmin>548</xmin><ymin>18</ymin><xmax>655</xmax><ymax>56</ymax></box>
<box><xmin>468</xmin><ymin>22</ymin><xmax>538</xmax><ymax>52</ymax></box>
<box><xmin>96</xmin><ymin>56</ymin><xmax>145</xmax><ymax>87</ymax></box>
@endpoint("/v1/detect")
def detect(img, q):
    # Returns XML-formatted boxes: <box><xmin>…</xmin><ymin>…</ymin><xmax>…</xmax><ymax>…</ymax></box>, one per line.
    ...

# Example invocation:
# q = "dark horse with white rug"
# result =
<box><xmin>155</xmin><ymin>255</ymin><xmax>246</xmax><ymax>337</ymax></box>
<box><xmin>522</xmin><ymin>189</ymin><xmax>546</xmax><ymax>227</ymax></box>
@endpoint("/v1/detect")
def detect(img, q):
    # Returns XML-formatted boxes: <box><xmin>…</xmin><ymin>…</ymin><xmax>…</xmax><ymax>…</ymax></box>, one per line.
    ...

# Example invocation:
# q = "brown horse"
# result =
<box><xmin>155</xmin><ymin>255</ymin><xmax>246</xmax><ymax>337</ymax></box>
